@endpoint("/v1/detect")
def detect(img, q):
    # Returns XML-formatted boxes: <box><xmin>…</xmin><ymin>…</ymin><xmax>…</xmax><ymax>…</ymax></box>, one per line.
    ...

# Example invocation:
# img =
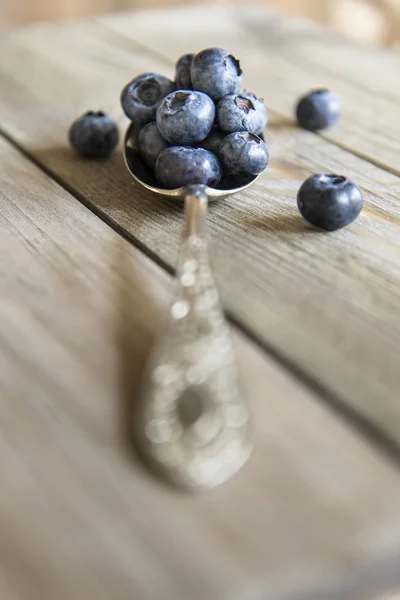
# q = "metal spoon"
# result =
<box><xmin>123</xmin><ymin>123</ymin><xmax>261</xmax><ymax>491</ymax></box>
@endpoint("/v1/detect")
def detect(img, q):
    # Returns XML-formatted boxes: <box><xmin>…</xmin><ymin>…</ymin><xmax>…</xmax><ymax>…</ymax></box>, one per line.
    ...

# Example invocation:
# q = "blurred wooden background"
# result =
<box><xmin>1</xmin><ymin>0</ymin><xmax>399</xmax><ymax>45</ymax></box>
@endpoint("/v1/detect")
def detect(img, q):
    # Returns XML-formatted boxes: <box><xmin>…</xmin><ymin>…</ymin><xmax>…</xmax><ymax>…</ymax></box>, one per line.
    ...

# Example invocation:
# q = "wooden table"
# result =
<box><xmin>0</xmin><ymin>4</ymin><xmax>400</xmax><ymax>599</ymax></box>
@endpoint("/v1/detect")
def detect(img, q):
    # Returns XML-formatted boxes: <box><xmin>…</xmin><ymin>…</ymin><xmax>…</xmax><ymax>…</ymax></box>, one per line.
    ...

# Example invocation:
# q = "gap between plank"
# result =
<box><xmin>2</xmin><ymin>124</ymin><xmax>400</xmax><ymax>475</ymax></box>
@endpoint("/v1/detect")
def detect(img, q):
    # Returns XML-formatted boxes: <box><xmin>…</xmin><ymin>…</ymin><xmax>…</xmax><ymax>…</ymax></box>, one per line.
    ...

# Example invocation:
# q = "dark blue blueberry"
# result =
<box><xmin>296</xmin><ymin>89</ymin><xmax>341</xmax><ymax>131</ymax></box>
<box><xmin>155</xmin><ymin>146</ymin><xmax>222</xmax><ymax>189</ymax></box>
<box><xmin>156</xmin><ymin>90</ymin><xmax>215</xmax><ymax>145</ymax></box>
<box><xmin>219</xmin><ymin>132</ymin><xmax>269</xmax><ymax>176</ymax></box>
<box><xmin>197</xmin><ymin>127</ymin><xmax>226</xmax><ymax>154</ymax></box>
<box><xmin>138</xmin><ymin>122</ymin><xmax>170</xmax><ymax>169</ymax></box>
<box><xmin>297</xmin><ymin>174</ymin><xmax>363</xmax><ymax>231</ymax></box>
<box><xmin>121</xmin><ymin>73</ymin><xmax>176</xmax><ymax>125</ymax></box>
<box><xmin>191</xmin><ymin>48</ymin><xmax>242</xmax><ymax>103</ymax></box>
<box><xmin>175</xmin><ymin>53</ymin><xmax>195</xmax><ymax>89</ymax></box>
<box><xmin>218</xmin><ymin>172</ymin><xmax>254</xmax><ymax>190</ymax></box>
<box><xmin>217</xmin><ymin>91</ymin><xmax>268</xmax><ymax>134</ymax></box>
<box><xmin>69</xmin><ymin>111</ymin><xmax>119</xmax><ymax>158</ymax></box>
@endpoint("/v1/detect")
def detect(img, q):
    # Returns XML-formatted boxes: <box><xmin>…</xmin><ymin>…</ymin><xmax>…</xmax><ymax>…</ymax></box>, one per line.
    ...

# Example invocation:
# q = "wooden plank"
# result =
<box><xmin>2</xmin><ymin>7</ymin><xmax>400</xmax><ymax>176</ymax></box>
<box><xmin>1</xmin><ymin>136</ymin><xmax>400</xmax><ymax>600</ymax></box>
<box><xmin>0</xmin><ymin>20</ymin><xmax>171</xmax><ymax>114</ymax></box>
<box><xmin>99</xmin><ymin>4</ymin><xmax>400</xmax><ymax>175</ymax></box>
<box><xmin>0</xmin><ymin>17</ymin><xmax>399</xmax><ymax>435</ymax></box>
<box><xmin>0</xmin><ymin>106</ymin><xmax>399</xmax><ymax>450</ymax></box>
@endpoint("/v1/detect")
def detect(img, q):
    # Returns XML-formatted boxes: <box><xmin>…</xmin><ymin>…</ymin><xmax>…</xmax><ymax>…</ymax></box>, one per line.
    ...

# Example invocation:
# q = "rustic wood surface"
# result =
<box><xmin>0</xmin><ymin>4</ymin><xmax>400</xmax><ymax>600</ymax></box>
<box><xmin>2</xmin><ymin>134</ymin><xmax>400</xmax><ymax>600</ymax></box>
<box><xmin>0</xmin><ymin>15</ymin><xmax>399</xmax><ymax>438</ymax></box>
<box><xmin>100</xmin><ymin>5</ymin><xmax>400</xmax><ymax>174</ymax></box>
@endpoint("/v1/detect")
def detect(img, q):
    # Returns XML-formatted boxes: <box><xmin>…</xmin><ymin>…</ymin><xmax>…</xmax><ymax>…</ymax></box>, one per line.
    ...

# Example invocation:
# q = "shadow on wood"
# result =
<box><xmin>114</xmin><ymin>236</ymin><xmax>159</xmax><ymax>460</ymax></box>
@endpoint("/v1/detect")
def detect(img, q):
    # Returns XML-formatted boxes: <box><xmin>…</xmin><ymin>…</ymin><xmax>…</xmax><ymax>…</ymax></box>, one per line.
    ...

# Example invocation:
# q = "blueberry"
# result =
<box><xmin>219</xmin><ymin>172</ymin><xmax>254</xmax><ymax>190</ymax></box>
<box><xmin>138</xmin><ymin>122</ymin><xmax>170</xmax><ymax>169</ymax></box>
<box><xmin>69</xmin><ymin>111</ymin><xmax>119</xmax><ymax>158</ymax></box>
<box><xmin>297</xmin><ymin>174</ymin><xmax>363</xmax><ymax>231</ymax></box>
<box><xmin>296</xmin><ymin>89</ymin><xmax>341</xmax><ymax>131</ymax></box>
<box><xmin>219</xmin><ymin>132</ymin><xmax>269</xmax><ymax>176</ymax></box>
<box><xmin>175</xmin><ymin>53</ymin><xmax>195</xmax><ymax>89</ymax></box>
<box><xmin>191</xmin><ymin>48</ymin><xmax>242</xmax><ymax>103</ymax></box>
<box><xmin>156</xmin><ymin>90</ymin><xmax>215</xmax><ymax>145</ymax></box>
<box><xmin>121</xmin><ymin>73</ymin><xmax>176</xmax><ymax>125</ymax></box>
<box><xmin>217</xmin><ymin>92</ymin><xmax>268</xmax><ymax>134</ymax></box>
<box><xmin>155</xmin><ymin>146</ymin><xmax>222</xmax><ymax>189</ymax></box>
<box><xmin>197</xmin><ymin>127</ymin><xmax>226</xmax><ymax>154</ymax></box>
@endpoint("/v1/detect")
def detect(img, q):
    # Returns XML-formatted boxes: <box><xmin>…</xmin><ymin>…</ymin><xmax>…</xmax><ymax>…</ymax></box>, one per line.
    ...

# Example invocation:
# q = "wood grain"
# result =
<box><xmin>100</xmin><ymin>4</ymin><xmax>400</xmax><ymax>175</ymax></box>
<box><xmin>1</xmin><ymin>7</ymin><xmax>399</xmax><ymax>175</ymax></box>
<box><xmin>1</xmin><ymin>135</ymin><xmax>400</xmax><ymax>600</ymax></box>
<box><xmin>0</xmin><ymin>77</ymin><xmax>399</xmax><ymax>445</ymax></box>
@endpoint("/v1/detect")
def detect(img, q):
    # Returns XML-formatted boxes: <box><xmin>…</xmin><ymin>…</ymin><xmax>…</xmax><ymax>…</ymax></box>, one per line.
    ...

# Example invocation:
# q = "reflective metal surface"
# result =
<box><xmin>123</xmin><ymin>123</ymin><xmax>259</xmax><ymax>491</ymax></box>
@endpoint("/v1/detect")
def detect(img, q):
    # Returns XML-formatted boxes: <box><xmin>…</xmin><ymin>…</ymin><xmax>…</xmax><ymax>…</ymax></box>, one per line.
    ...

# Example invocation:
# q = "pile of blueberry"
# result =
<box><xmin>121</xmin><ymin>48</ymin><xmax>269</xmax><ymax>190</ymax></box>
<box><xmin>69</xmin><ymin>47</ymin><xmax>363</xmax><ymax>231</ymax></box>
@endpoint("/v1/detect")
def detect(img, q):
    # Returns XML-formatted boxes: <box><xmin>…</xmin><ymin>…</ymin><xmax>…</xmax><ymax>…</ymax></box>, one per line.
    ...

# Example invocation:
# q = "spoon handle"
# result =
<box><xmin>137</xmin><ymin>186</ymin><xmax>252</xmax><ymax>491</ymax></box>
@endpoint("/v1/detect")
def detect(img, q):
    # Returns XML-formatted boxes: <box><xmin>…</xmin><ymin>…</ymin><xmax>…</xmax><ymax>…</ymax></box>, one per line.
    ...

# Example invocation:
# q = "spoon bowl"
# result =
<box><xmin>124</xmin><ymin>122</ymin><xmax>261</xmax><ymax>200</ymax></box>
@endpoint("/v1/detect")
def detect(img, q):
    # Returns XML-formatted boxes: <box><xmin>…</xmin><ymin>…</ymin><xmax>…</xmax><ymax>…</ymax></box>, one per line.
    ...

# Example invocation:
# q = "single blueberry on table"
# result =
<box><xmin>155</xmin><ymin>146</ymin><xmax>222</xmax><ymax>189</ymax></box>
<box><xmin>217</xmin><ymin>91</ymin><xmax>268</xmax><ymax>135</ymax></box>
<box><xmin>191</xmin><ymin>47</ymin><xmax>242</xmax><ymax>103</ymax></box>
<box><xmin>138</xmin><ymin>122</ymin><xmax>170</xmax><ymax>169</ymax></box>
<box><xmin>197</xmin><ymin>127</ymin><xmax>226</xmax><ymax>154</ymax></box>
<box><xmin>69</xmin><ymin>111</ymin><xmax>119</xmax><ymax>159</ymax></box>
<box><xmin>175</xmin><ymin>53</ymin><xmax>195</xmax><ymax>89</ymax></box>
<box><xmin>297</xmin><ymin>174</ymin><xmax>363</xmax><ymax>231</ymax></box>
<box><xmin>219</xmin><ymin>132</ymin><xmax>269</xmax><ymax>176</ymax></box>
<box><xmin>296</xmin><ymin>89</ymin><xmax>341</xmax><ymax>131</ymax></box>
<box><xmin>121</xmin><ymin>73</ymin><xmax>176</xmax><ymax>124</ymax></box>
<box><xmin>156</xmin><ymin>90</ymin><xmax>215</xmax><ymax>145</ymax></box>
